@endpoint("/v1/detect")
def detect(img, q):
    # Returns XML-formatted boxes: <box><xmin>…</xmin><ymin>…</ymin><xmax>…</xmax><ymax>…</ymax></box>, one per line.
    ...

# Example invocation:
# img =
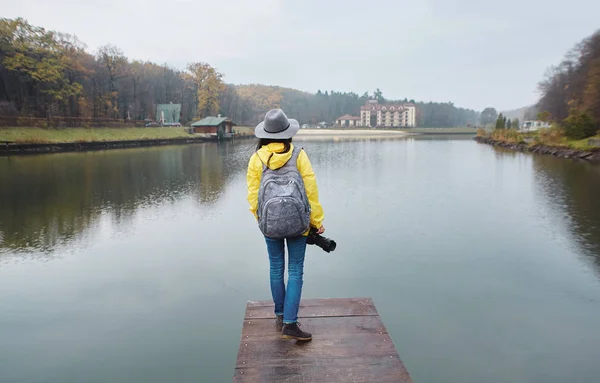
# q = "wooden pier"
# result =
<box><xmin>233</xmin><ymin>298</ymin><xmax>413</xmax><ymax>382</ymax></box>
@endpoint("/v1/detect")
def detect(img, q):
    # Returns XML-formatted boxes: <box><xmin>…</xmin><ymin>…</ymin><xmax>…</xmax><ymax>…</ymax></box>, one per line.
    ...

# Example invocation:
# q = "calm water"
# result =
<box><xmin>1</xmin><ymin>137</ymin><xmax>600</xmax><ymax>383</ymax></box>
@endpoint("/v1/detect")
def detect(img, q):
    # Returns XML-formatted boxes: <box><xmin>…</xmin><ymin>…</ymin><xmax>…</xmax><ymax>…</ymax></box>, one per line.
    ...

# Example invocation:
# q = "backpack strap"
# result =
<box><xmin>262</xmin><ymin>146</ymin><xmax>303</xmax><ymax>172</ymax></box>
<box><xmin>290</xmin><ymin>146</ymin><xmax>302</xmax><ymax>165</ymax></box>
<box><xmin>282</xmin><ymin>146</ymin><xmax>302</xmax><ymax>171</ymax></box>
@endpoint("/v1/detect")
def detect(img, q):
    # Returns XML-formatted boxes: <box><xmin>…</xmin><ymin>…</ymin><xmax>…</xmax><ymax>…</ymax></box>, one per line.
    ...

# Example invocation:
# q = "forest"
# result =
<box><xmin>537</xmin><ymin>29</ymin><xmax>600</xmax><ymax>139</ymax></box>
<box><xmin>0</xmin><ymin>18</ymin><xmax>479</xmax><ymax>127</ymax></box>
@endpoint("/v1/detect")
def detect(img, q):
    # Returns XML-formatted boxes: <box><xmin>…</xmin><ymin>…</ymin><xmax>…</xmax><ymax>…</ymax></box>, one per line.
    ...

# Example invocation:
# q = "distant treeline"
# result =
<box><xmin>537</xmin><ymin>29</ymin><xmax>600</xmax><ymax>139</ymax></box>
<box><xmin>0</xmin><ymin>18</ymin><xmax>480</xmax><ymax>127</ymax></box>
<box><xmin>222</xmin><ymin>86</ymin><xmax>480</xmax><ymax>127</ymax></box>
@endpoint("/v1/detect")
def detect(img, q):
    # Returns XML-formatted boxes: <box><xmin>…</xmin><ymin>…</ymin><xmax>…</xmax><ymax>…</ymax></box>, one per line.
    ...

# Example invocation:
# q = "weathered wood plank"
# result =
<box><xmin>239</xmin><ymin>316</ymin><xmax>388</xmax><ymax>342</ymax></box>
<box><xmin>245</xmin><ymin>297</ymin><xmax>377</xmax><ymax>319</ymax></box>
<box><xmin>234</xmin><ymin>358</ymin><xmax>411</xmax><ymax>383</ymax></box>
<box><xmin>234</xmin><ymin>298</ymin><xmax>412</xmax><ymax>382</ymax></box>
<box><xmin>237</xmin><ymin>318</ymin><xmax>398</xmax><ymax>363</ymax></box>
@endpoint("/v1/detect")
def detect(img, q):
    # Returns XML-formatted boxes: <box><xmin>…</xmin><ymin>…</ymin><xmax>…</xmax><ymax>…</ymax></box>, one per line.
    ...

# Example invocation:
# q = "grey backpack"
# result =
<box><xmin>257</xmin><ymin>147</ymin><xmax>311</xmax><ymax>239</ymax></box>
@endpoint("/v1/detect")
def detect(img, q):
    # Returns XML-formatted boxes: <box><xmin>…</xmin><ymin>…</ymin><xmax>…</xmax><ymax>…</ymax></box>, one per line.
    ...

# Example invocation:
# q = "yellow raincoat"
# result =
<box><xmin>247</xmin><ymin>143</ymin><xmax>324</xmax><ymax>235</ymax></box>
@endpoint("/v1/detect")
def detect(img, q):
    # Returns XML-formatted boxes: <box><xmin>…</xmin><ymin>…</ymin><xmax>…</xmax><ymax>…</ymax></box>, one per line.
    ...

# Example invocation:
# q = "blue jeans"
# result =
<box><xmin>264</xmin><ymin>236</ymin><xmax>307</xmax><ymax>324</ymax></box>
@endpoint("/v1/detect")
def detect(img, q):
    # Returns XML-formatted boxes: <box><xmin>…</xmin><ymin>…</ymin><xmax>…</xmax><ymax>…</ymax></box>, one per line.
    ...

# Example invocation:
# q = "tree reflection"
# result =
<box><xmin>532</xmin><ymin>155</ymin><xmax>600</xmax><ymax>274</ymax></box>
<box><xmin>0</xmin><ymin>143</ymin><xmax>246</xmax><ymax>254</ymax></box>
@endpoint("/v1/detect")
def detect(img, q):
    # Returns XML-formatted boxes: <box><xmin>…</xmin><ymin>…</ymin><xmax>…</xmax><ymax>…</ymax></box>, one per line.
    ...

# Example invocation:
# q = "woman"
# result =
<box><xmin>247</xmin><ymin>109</ymin><xmax>324</xmax><ymax>341</ymax></box>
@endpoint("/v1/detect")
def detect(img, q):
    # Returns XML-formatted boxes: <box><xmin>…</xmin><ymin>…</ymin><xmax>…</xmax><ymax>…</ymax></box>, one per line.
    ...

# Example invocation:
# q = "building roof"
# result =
<box><xmin>361</xmin><ymin>104</ymin><xmax>407</xmax><ymax>111</ymax></box>
<box><xmin>360</xmin><ymin>100</ymin><xmax>415</xmax><ymax>112</ymax></box>
<box><xmin>190</xmin><ymin>116</ymin><xmax>236</xmax><ymax>127</ymax></box>
<box><xmin>337</xmin><ymin>114</ymin><xmax>360</xmax><ymax>120</ymax></box>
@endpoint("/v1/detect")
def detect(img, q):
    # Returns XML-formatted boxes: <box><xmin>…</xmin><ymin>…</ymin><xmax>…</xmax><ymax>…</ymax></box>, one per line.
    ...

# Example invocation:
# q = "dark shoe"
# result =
<box><xmin>281</xmin><ymin>323</ymin><xmax>312</xmax><ymax>341</ymax></box>
<box><xmin>275</xmin><ymin>315</ymin><xmax>283</xmax><ymax>331</ymax></box>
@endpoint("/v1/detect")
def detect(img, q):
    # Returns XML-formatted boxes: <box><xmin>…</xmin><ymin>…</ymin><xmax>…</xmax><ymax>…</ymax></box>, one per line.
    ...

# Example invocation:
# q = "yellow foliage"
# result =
<box><xmin>583</xmin><ymin>57</ymin><xmax>600</xmax><ymax>114</ymax></box>
<box><xmin>538</xmin><ymin>126</ymin><xmax>566</xmax><ymax>145</ymax></box>
<box><xmin>490</xmin><ymin>129</ymin><xmax>523</xmax><ymax>143</ymax></box>
<box><xmin>236</xmin><ymin>84</ymin><xmax>284</xmax><ymax>111</ymax></box>
<box><xmin>186</xmin><ymin>62</ymin><xmax>225</xmax><ymax>117</ymax></box>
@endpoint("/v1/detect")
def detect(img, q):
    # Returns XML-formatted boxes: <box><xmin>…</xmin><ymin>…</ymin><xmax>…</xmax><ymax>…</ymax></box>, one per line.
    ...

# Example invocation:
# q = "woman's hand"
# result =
<box><xmin>317</xmin><ymin>225</ymin><xmax>325</xmax><ymax>235</ymax></box>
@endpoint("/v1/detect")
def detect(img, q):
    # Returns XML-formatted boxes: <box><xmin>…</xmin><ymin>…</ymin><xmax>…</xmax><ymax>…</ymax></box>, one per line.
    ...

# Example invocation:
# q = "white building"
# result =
<box><xmin>335</xmin><ymin>114</ymin><xmax>362</xmax><ymax>127</ymax></box>
<box><xmin>360</xmin><ymin>100</ymin><xmax>416</xmax><ymax>127</ymax></box>
<box><xmin>521</xmin><ymin>120</ymin><xmax>551</xmax><ymax>132</ymax></box>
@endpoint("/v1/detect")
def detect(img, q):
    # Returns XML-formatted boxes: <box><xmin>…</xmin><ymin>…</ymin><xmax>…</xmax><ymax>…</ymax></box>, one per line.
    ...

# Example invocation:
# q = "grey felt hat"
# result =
<box><xmin>255</xmin><ymin>109</ymin><xmax>300</xmax><ymax>139</ymax></box>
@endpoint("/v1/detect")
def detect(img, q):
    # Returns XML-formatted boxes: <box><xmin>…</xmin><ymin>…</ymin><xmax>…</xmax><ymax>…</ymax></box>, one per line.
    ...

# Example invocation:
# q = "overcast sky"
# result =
<box><xmin>2</xmin><ymin>0</ymin><xmax>599</xmax><ymax>111</ymax></box>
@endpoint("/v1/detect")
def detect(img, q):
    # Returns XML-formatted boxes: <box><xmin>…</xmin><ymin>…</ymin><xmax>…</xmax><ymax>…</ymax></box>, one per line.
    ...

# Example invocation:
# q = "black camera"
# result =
<box><xmin>306</xmin><ymin>228</ymin><xmax>337</xmax><ymax>253</ymax></box>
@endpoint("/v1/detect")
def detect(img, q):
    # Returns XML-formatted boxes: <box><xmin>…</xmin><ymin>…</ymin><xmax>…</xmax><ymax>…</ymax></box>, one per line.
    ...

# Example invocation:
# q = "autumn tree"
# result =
<box><xmin>0</xmin><ymin>18</ymin><xmax>484</xmax><ymax>128</ymax></box>
<box><xmin>0</xmin><ymin>18</ymin><xmax>87</xmax><ymax>118</ymax></box>
<box><xmin>185</xmin><ymin>62</ymin><xmax>225</xmax><ymax>118</ymax></box>
<box><xmin>537</xmin><ymin>110</ymin><xmax>551</xmax><ymax>122</ymax></box>
<box><xmin>56</xmin><ymin>33</ymin><xmax>92</xmax><ymax>117</ymax></box>
<box><xmin>96</xmin><ymin>45</ymin><xmax>127</xmax><ymax>118</ymax></box>
<box><xmin>537</xmin><ymin>29</ymin><xmax>600</xmax><ymax>138</ymax></box>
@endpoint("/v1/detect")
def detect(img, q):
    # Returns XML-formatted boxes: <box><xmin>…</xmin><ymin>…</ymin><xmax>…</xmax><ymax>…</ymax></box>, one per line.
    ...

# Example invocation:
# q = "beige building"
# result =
<box><xmin>335</xmin><ymin>114</ymin><xmax>362</xmax><ymax>127</ymax></box>
<box><xmin>360</xmin><ymin>100</ymin><xmax>416</xmax><ymax>127</ymax></box>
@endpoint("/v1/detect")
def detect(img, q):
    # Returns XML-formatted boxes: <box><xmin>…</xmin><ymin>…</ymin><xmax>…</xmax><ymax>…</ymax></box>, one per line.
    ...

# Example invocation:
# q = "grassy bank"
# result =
<box><xmin>0</xmin><ymin>127</ymin><xmax>193</xmax><ymax>144</ymax></box>
<box><xmin>478</xmin><ymin>128</ymin><xmax>600</xmax><ymax>151</ymax></box>
<box><xmin>0</xmin><ymin>126</ymin><xmax>256</xmax><ymax>144</ymax></box>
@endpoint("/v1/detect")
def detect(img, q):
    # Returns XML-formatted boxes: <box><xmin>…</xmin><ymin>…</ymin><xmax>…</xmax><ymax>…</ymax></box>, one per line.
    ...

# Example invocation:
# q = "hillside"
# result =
<box><xmin>0</xmin><ymin>17</ymin><xmax>480</xmax><ymax>128</ymax></box>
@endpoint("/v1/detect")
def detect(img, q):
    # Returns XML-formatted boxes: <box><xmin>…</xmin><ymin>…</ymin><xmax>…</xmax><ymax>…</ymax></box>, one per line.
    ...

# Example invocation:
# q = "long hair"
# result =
<box><xmin>256</xmin><ymin>138</ymin><xmax>292</xmax><ymax>152</ymax></box>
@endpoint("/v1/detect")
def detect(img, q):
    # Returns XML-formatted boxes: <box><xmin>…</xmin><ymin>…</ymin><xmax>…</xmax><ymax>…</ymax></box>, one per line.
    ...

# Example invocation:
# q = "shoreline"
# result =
<box><xmin>474</xmin><ymin>136</ymin><xmax>600</xmax><ymax>162</ymax></box>
<box><xmin>0</xmin><ymin>136</ymin><xmax>253</xmax><ymax>156</ymax></box>
<box><xmin>0</xmin><ymin>127</ymin><xmax>477</xmax><ymax>155</ymax></box>
<box><xmin>297</xmin><ymin>129</ymin><xmax>410</xmax><ymax>137</ymax></box>
<box><xmin>0</xmin><ymin>132</ymin><xmax>408</xmax><ymax>155</ymax></box>
<box><xmin>297</xmin><ymin>127</ymin><xmax>478</xmax><ymax>136</ymax></box>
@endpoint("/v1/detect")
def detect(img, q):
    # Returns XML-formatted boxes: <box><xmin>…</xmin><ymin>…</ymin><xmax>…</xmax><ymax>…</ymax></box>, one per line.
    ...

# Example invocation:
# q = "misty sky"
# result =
<box><xmin>3</xmin><ymin>0</ymin><xmax>600</xmax><ymax>111</ymax></box>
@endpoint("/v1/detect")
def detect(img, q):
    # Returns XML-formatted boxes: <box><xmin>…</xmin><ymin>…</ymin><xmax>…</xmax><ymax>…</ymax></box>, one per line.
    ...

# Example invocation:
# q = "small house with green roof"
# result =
<box><xmin>190</xmin><ymin>116</ymin><xmax>236</xmax><ymax>137</ymax></box>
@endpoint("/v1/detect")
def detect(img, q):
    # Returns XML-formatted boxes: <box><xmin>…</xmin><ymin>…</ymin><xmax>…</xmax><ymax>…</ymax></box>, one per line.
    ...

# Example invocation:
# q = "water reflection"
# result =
<box><xmin>2</xmin><ymin>138</ymin><xmax>600</xmax><ymax>383</ymax></box>
<box><xmin>409</xmin><ymin>134</ymin><xmax>475</xmax><ymax>141</ymax></box>
<box><xmin>489</xmin><ymin>145</ymin><xmax>600</xmax><ymax>274</ymax></box>
<box><xmin>532</xmin><ymin>155</ymin><xmax>600</xmax><ymax>273</ymax></box>
<box><xmin>0</xmin><ymin>143</ymin><xmax>248</xmax><ymax>254</ymax></box>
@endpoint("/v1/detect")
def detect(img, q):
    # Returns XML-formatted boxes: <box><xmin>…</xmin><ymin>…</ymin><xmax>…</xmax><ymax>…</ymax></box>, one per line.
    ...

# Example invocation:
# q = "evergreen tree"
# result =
<box><xmin>495</xmin><ymin>113</ymin><xmax>506</xmax><ymax>129</ymax></box>
<box><xmin>506</xmin><ymin>119</ymin><xmax>512</xmax><ymax>129</ymax></box>
<box><xmin>374</xmin><ymin>88</ymin><xmax>385</xmax><ymax>103</ymax></box>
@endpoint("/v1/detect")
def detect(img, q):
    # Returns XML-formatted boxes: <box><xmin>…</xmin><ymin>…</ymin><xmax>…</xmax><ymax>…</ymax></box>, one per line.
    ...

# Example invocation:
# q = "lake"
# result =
<box><xmin>1</xmin><ymin>136</ymin><xmax>600</xmax><ymax>383</ymax></box>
